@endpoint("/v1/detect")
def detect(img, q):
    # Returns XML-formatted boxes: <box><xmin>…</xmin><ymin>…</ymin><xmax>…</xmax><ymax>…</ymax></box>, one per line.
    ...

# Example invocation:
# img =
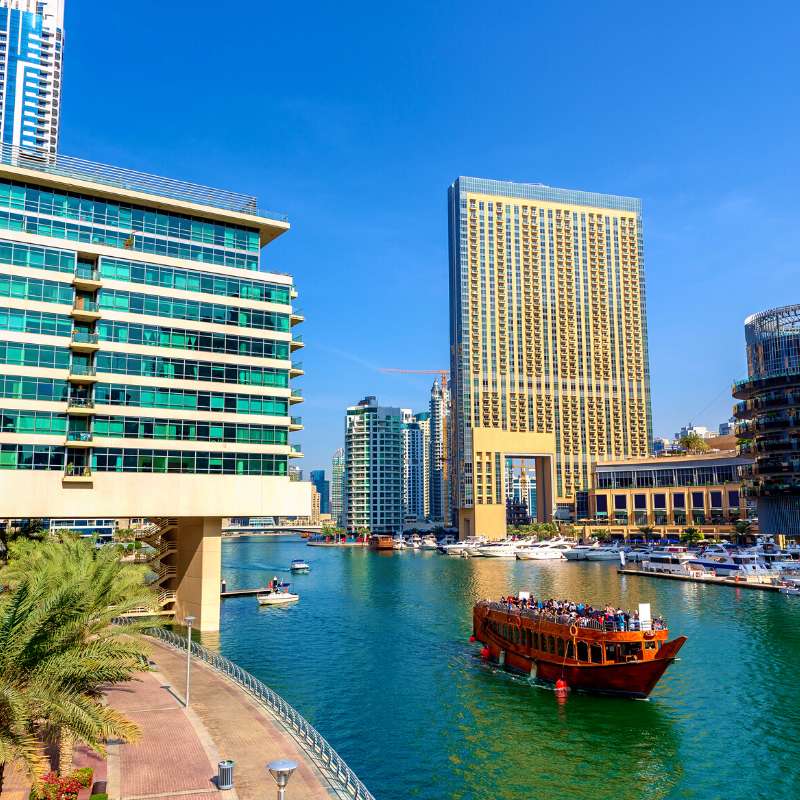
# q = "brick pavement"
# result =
<box><xmin>103</xmin><ymin>641</ymin><xmax>339</xmax><ymax>800</ymax></box>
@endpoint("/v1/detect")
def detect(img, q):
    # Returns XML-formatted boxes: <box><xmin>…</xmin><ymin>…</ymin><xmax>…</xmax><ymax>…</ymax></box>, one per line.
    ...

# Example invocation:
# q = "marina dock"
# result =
<box><xmin>618</xmin><ymin>568</ymin><xmax>781</xmax><ymax>591</ymax></box>
<box><xmin>221</xmin><ymin>586</ymin><xmax>269</xmax><ymax>598</ymax></box>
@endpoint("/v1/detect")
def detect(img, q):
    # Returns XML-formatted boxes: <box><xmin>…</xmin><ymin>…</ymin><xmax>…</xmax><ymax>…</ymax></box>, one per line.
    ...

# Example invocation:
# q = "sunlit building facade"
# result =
<box><xmin>448</xmin><ymin>177</ymin><xmax>652</xmax><ymax>538</ymax></box>
<box><xmin>331</xmin><ymin>446</ymin><xmax>345</xmax><ymax>526</ymax></box>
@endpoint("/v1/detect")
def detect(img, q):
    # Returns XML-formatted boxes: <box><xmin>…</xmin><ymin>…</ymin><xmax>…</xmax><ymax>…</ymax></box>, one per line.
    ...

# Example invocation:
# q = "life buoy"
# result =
<box><xmin>569</xmin><ymin>624</ymin><xmax>578</xmax><ymax>637</ymax></box>
<box><xmin>644</xmin><ymin>631</ymin><xmax>655</xmax><ymax>639</ymax></box>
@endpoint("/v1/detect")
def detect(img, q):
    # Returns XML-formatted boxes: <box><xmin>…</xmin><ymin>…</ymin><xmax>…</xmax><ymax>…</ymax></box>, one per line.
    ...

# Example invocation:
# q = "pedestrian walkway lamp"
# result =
<box><xmin>267</xmin><ymin>759</ymin><xmax>297</xmax><ymax>800</ymax></box>
<box><xmin>184</xmin><ymin>615</ymin><xmax>195</xmax><ymax>708</ymax></box>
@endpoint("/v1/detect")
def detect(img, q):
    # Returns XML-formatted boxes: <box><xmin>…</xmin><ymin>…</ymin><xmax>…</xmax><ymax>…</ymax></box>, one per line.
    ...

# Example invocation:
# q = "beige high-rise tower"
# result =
<box><xmin>448</xmin><ymin>177</ymin><xmax>652</xmax><ymax>539</ymax></box>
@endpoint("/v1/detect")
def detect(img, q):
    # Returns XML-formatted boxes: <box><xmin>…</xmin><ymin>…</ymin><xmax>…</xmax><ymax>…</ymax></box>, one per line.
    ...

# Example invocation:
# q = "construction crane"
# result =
<box><xmin>379</xmin><ymin>368</ymin><xmax>449</xmax><ymax>391</ymax></box>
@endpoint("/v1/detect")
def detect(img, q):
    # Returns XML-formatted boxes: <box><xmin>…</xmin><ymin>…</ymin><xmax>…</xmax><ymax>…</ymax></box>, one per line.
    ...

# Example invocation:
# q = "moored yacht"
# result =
<box><xmin>641</xmin><ymin>548</ymin><xmax>714</xmax><ymax>577</ymax></box>
<box><xmin>584</xmin><ymin>542</ymin><xmax>624</xmax><ymax>561</ymax></box>
<box><xmin>392</xmin><ymin>536</ymin><xmax>407</xmax><ymax>550</ymax></box>
<box><xmin>689</xmin><ymin>546</ymin><xmax>778</xmax><ymax>580</ymax></box>
<box><xmin>420</xmin><ymin>535</ymin><xmax>439</xmax><ymax>550</ymax></box>
<box><xmin>439</xmin><ymin>536</ymin><xmax>487</xmax><ymax>556</ymax></box>
<box><xmin>476</xmin><ymin>539</ymin><xmax>528</xmax><ymax>558</ymax></box>
<box><xmin>516</xmin><ymin>539</ymin><xmax>573</xmax><ymax>560</ymax></box>
<box><xmin>407</xmin><ymin>534</ymin><xmax>422</xmax><ymax>550</ymax></box>
<box><xmin>563</xmin><ymin>541</ymin><xmax>600</xmax><ymax>561</ymax></box>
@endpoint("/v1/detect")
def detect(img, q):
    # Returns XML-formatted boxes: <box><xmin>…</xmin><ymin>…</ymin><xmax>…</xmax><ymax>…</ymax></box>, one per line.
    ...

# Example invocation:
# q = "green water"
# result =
<box><xmin>209</xmin><ymin>537</ymin><xmax>800</xmax><ymax>800</ymax></box>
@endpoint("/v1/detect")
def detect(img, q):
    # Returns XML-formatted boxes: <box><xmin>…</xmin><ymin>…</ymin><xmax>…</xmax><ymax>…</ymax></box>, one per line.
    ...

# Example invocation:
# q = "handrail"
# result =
<box><xmin>480</xmin><ymin>601</ymin><xmax>663</xmax><ymax>633</ymax></box>
<box><xmin>146</xmin><ymin>628</ymin><xmax>376</xmax><ymax>800</ymax></box>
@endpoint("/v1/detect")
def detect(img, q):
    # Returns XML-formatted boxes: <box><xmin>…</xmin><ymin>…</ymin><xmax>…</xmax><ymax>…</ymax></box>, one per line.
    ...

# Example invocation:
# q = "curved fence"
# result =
<box><xmin>147</xmin><ymin>627</ymin><xmax>375</xmax><ymax>800</ymax></box>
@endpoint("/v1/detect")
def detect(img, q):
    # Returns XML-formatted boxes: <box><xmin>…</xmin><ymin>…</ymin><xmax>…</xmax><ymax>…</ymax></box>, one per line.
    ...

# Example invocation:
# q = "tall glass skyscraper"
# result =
<box><xmin>310</xmin><ymin>468</ymin><xmax>330</xmax><ymax>515</ymax></box>
<box><xmin>331</xmin><ymin>447</ymin><xmax>345</xmax><ymax>526</ymax></box>
<box><xmin>448</xmin><ymin>177</ymin><xmax>652</xmax><ymax>539</ymax></box>
<box><xmin>0</xmin><ymin>1</ymin><xmax>64</xmax><ymax>154</ymax></box>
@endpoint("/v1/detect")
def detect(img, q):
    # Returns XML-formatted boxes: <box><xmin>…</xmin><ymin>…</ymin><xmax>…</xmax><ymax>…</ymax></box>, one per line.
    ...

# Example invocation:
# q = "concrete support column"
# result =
<box><xmin>534</xmin><ymin>456</ymin><xmax>554</xmax><ymax>523</ymax></box>
<box><xmin>174</xmin><ymin>516</ymin><xmax>222</xmax><ymax>632</ymax></box>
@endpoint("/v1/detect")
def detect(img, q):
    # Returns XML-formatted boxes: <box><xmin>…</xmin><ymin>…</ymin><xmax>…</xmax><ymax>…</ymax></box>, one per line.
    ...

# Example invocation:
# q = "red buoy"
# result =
<box><xmin>555</xmin><ymin>678</ymin><xmax>568</xmax><ymax>692</ymax></box>
<box><xmin>480</xmin><ymin>646</ymin><xmax>490</xmax><ymax>659</ymax></box>
<box><xmin>469</xmin><ymin>635</ymin><xmax>476</xmax><ymax>643</ymax></box>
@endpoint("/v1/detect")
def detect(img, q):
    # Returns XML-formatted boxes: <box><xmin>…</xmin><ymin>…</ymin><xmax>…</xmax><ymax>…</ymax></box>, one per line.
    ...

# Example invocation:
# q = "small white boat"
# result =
<box><xmin>392</xmin><ymin>536</ymin><xmax>407</xmax><ymax>550</ymax></box>
<box><xmin>476</xmin><ymin>539</ymin><xmax>528</xmax><ymax>559</ymax></box>
<box><xmin>419</xmin><ymin>535</ymin><xmax>439</xmax><ymax>550</ymax></box>
<box><xmin>407</xmin><ymin>534</ymin><xmax>422</xmax><ymax>550</ymax></box>
<box><xmin>624</xmin><ymin>546</ymin><xmax>652</xmax><ymax>563</ymax></box>
<box><xmin>290</xmin><ymin>559</ymin><xmax>310</xmax><ymax>573</ymax></box>
<box><xmin>257</xmin><ymin>589</ymin><xmax>299</xmax><ymax>605</ymax></box>
<box><xmin>516</xmin><ymin>540</ymin><xmax>573</xmax><ymax>560</ymax></box>
<box><xmin>780</xmin><ymin>585</ymin><xmax>800</xmax><ymax>596</ymax></box>
<box><xmin>641</xmin><ymin>548</ymin><xmax>715</xmax><ymax>578</ymax></box>
<box><xmin>585</xmin><ymin>543</ymin><xmax>624</xmax><ymax>561</ymax></box>
<box><xmin>440</xmin><ymin>536</ymin><xmax>486</xmax><ymax>556</ymax></box>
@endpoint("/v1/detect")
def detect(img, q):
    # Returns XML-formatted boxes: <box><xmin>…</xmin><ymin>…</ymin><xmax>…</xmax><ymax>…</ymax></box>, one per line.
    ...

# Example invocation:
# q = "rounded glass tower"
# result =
<box><xmin>733</xmin><ymin>304</ymin><xmax>800</xmax><ymax>536</ymax></box>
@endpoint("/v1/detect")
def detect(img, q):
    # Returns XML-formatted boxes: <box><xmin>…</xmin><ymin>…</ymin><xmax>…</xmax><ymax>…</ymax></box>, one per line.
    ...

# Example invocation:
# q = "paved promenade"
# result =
<box><xmin>104</xmin><ymin>639</ymin><xmax>338</xmax><ymax>800</ymax></box>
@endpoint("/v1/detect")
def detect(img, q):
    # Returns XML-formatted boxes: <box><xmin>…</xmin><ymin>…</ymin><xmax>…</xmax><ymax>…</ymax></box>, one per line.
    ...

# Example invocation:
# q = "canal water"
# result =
<box><xmin>209</xmin><ymin>536</ymin><xmax>800</xmax><ymax>800</ymax></box>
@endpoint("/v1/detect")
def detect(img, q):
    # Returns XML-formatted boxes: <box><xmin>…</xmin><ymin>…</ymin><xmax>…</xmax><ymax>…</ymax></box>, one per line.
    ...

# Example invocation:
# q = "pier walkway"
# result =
<box><xmin>104</xmin><ymin>639</ymin><xmax>341</xmax><ymax>800</ymax></box>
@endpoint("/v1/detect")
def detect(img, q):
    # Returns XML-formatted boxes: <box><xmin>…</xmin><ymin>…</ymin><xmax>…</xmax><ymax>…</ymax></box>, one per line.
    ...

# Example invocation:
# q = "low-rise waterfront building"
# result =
<box><xmin>0</xmin><ymin>150</ymin><xmax>309</xmax><ymax>629</ymax></box>
<box><xmin>344</xmin><ymin>395</ymin><xmax>403</xmax><ymax>534</ymax></box>
<box><xmin>734</xmin><ymin>303</ymin><xmax>800</xmax><ymax>538</ymax></box>
<box><xmin>585</xmin><ymin>450</ymin><xmax>751</xmax><ymax>538</ymax></box>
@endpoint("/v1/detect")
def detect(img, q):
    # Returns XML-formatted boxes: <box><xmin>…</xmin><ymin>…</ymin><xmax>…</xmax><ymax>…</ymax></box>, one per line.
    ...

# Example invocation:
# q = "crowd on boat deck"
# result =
<box><xmin>496</xmin><ymin>595</ymin><xmax>666</xmax><ymax>632</ymax></box>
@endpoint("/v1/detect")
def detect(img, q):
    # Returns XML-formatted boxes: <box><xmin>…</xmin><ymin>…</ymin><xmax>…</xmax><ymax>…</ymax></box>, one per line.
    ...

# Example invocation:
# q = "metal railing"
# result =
<box><xmin>147</xmin><ymin>628</ymin><xmax>376</xmax><ymax>800</ymax></box>
<box><xmin>71</xmin><ymin>331</ymin><xmax>99</xmax><ymax>344</ymax></box>
<box><xmin>0</xmin><ymin>142</ymin><xmax>287</xmax><ymax>222</ymax></box>
<box><xmin>69</xmin><ymin>364</ymin><xmax>96</xmax><ymax>376</ymax></box>
<box><xmin>73</xmin><ymin>300</ymin><xmax>99</xmax><ymax>313</ymax></box>
<box><xmin>67</xmin><ymin>396</ymin><xmax>94</xmax><ymax>408</ymax></box>
<box><xmin>75</xmin><ymin>266</ymin><xmax>100</xmax><ymax>281</ymax></box>
<box><xmin>66</xmin><ymin>431</ymin><xmax>93</xmax><ymax>442</ymax></box>
<box><xmin>481</xmin><ymin>601</ymin><xmax>663</xmax><ymax>633</ymax></box>
<box><xmin>290</xmin><ymin>416</ymin><xmax>303</xmax><ymax>426</ymax></box>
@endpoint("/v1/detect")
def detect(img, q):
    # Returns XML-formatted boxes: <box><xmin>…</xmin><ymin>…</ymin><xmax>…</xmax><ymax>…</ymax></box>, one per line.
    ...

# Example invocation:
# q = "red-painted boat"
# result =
<box><xmin>472</xmin><ymin>600</ymin><xmax>686</xmax><ymax>698</ymax></box>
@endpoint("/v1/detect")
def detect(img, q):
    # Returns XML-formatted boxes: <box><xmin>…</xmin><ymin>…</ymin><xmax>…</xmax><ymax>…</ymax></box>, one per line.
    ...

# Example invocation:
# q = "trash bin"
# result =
<box><xmin>217</xmin><ymin>760</ymin><xmax>234</xmax><ymax>790</ymax></box>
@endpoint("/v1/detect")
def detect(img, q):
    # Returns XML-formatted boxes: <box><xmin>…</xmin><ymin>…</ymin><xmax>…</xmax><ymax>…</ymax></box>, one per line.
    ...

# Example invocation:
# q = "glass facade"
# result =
<box><xmin>92</xmin><ymin>416</ymin><xmax>288</xmax><ymax>444</ymax></box>
<box><xmin>91</xmin><ymin>449</ymin><xmax>287</xmax><ymax>475</ymax></box>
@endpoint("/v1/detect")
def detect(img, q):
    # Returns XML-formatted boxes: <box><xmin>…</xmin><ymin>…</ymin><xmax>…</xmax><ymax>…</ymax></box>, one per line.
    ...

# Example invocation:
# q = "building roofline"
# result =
<box><xmin>0</xmin><ymin>146</ymin><xmax>289</xmax><ymax>245</ymax></box>
<box><xmin>595</xmin><ymin>450</ymin><xmax>750</xmax><ymax>469</ymax></box>
<box><xmin>450</xmin><ymin>176</ymin><xmax>641</xmax><ymax>214</ymax></box>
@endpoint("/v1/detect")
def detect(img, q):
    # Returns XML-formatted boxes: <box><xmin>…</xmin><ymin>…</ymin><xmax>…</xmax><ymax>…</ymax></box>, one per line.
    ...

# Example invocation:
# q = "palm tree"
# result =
<box><xmin>0</xmin><ymin>539</ymin><xmax>157</xmax><ymax>791</ymax></box>
<box><xmin>678</xmin><ymin>432</ymin><xmax>710</xmax><ymax>454</ymax></box>
<box><xmin>681</xmin><ymin>527</ymin><xmax>702</xmax><ymax>545</ymax></box>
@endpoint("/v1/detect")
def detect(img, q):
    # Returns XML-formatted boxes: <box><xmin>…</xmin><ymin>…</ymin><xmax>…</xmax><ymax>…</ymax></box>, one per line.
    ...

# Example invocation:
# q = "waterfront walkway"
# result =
<box><xmin>105</xmin><ymin>639</ymin><xmax>337</xmax><ymax>800</ymax></box>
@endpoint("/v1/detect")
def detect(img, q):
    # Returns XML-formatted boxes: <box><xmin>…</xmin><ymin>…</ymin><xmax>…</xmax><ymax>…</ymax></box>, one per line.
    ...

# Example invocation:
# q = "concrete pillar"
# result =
<box><xmin>534</xmin><ymin>456</ymin><xmax>553</xmax><ymax>523</ymax></box>
<box><xmin>174</xmin><ymin>517</ymin><xmax>222</xmax><ymax>632</ymax></box>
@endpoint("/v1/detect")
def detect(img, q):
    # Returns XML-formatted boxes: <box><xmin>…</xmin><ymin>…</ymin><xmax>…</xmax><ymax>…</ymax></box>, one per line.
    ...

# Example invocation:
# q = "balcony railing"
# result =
<box><xmin>0</xmin><ymin>142</ymin><xmax>287</xmax><ymax>221</ymax></box>
<box><xmin>67</xmin><ymin>431</ymin><xmax>93</xmax><ymax>442</ymax></box>
<box><xmin>64</xmin><ymin>465</ymin><xmax>92</xmax><ymax>477</ymax></box>
<box><xmin>75</xmin><ymin>266</ymin><xmax>100</xmax><ymax>281</ymax></box>
<box><xmin>71</xmin><ymin>331</ymin><xmax>99</xmax><ymax>344</ymax></box>
<box><xmin>291</xmin><ymin>361</ymin><xmax>303</xmax><ymax>371</ymax></box>
<box><xmin>67</xmin><ymin>396</ymin><xmax>94</xmax><ymax>409</ymax></box>
<box><xmin>291</xmin><ymin>443</ymin><xmax>303</xmax><ymax>453</ymax></box>
<box><xmin>290</xmin><ymin>416</ymin><xmax>302</xmax><ymax>426</ymax></box>
<box><xmin>73</xmin><ymin>300</ymin><xmax>99</xmax><ymax>313</ymax></box>
<box><xmin>69</xmin><ymin>364</ymin><xmax>96</xmax><ymax>376</ymax></box>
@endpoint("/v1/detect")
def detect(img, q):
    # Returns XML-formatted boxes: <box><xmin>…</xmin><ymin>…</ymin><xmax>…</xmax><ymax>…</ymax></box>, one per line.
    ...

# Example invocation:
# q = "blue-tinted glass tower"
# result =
<box><xmin>0</xmin><ymin>1</ymin><xmax>64</xmax><ymax>154</ymax></box>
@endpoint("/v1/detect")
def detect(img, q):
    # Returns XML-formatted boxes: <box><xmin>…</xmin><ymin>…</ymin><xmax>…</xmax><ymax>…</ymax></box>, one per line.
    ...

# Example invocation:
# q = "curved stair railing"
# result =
<box><xmin>147</xmin><ymin>627</ymin><xmax>376</xmax><ymax>800</ymax></box>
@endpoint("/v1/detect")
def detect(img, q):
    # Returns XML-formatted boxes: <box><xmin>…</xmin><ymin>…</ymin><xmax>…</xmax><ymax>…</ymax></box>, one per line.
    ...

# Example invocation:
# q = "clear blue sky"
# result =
<box><xmin>62</xmin><ymin>0</ymin><xmax>800</xmax><ymax>476</ymax></box>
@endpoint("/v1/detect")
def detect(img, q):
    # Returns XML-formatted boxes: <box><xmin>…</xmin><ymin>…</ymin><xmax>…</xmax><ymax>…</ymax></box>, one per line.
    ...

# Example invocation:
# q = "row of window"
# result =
<box><xmin>99</xmin><ymin>257</ymin><xmax>292</xmax><ymax>305</ymax></box>
<box><xmin>0</xmin><ymin>375</ymin><xmax>69</xmax><ymax>402</ymax></box>
<box><xmin>0</xmin><ymin>308</ymin><xmax>71</xmax><ymax>337</ymax></box>
<box><xmin>0</xmin><ymin>445</ymin><xmax>288</xmax><ymax>475</ymax></box>
<box><xmin>0</xmin><ymin>209</ymin><xmax>258</xmax><ymax>271</ymax></box>
<box><xmin>90</xmin><ymin>449</ymin><xmax>287</xmax><ymax>475</ymax></box>
<box><xmin>0</xmin><ymin>272</ymin><xmax>72</xmax><ymax>304</ymax></box>
<box><xmin>595</xmin><ymin>465</ymin><xmax>740</xmax><ymax>489</ymax></box>
<box><xmin>595</xmin><ymin>490</ymin><xmax>741</xmax><ymax>513</ymax></box>
<box><xmin>0</xmin><ymin>341</ymin><xmax>70</xmax><ymax>370</ymax></box>
<box><xmin>0</xmin><ymin>180</ymin><xmax>260</xmax><ymax>252</ymax></box>
<box><xmin>98</xmin><ymin>289</ymin><xmax>290</xmax><ymax>332</ymax></box>
<box><xmin>0</xmin><ymin>410</ymin><xmax>67</xmax><ymax>435</ymax></box>
<box><xmin>92</xmin><ymin>416</ymin><xmax>289</xmax><ymax>444</ymax></box>
<box><xmin>97</xmin><ymin>319</ymin><xmax>290</xmax><ymax>360</ymax></box>
<box><xmin>0</xmin><ymin>239</ymin><xmax>75</xmax><ymax>273</ymax></box>
<box><xmin>94</xmin><ymin>352</ymin><xmax>289</xmax><ymax>387</ymax></box>
<box><xmin>94</xmin><ymin>383</ymin><xmax>289</xmax><ymax>416</ymax></box>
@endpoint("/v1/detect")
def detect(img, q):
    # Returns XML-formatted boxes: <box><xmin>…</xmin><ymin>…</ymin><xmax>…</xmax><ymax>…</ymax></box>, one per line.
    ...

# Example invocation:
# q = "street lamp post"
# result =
<box><xmin>267</xmin><ymin>760</ymin><xmax>297</xmax><ymax>800</ymax></box>
<box><xmin>184</xmin><ymin>615</ymin><xmax>195</xmax><ymax>707</ymax></box>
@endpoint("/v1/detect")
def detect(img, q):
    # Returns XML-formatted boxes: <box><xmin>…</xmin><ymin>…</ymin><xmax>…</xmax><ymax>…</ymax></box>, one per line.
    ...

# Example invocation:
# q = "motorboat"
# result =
<box><xmin>392</xmin><ymin>536</ymin><xmax>407</xmax><ymax>550</ymax></box>
<box><xmin>689</xmin><ymin>547</ymin><xmax>778</xmax><ymax>580</ymax></box>
<box><xmin>584</xmin><ymin>543</ymin><xmax>624</xmax><ymax>561</ymax></box>
<box><xmin>780</xmin><ymin>576</ymin><xmax>800</xmax><ymax>596</ymax></box>
<box><xmin>289</xmin><ymin>559</ymin><xmax>310</xmax><ymax>573</ymax></box>
<box><xmin>516</xmin><ymin>540</ymin><xmax>573</xmax><ymax>560</ymax></box>
<box><xmin>623</xmin><ymin>546</ymin><xmax>653</xmax><ymax>563</ymax></box>
<box><xmin>641</xmin><ymin>548</ymin><xmax>715</xmax><ymax>577</ymax></box>
<box><xmin>257</xmin><ymin>588</ymin><xmax>299</xmax><ymax>605</ymax></box>
<box><xmin>476</xmin><ymin>539</ymin><xmax>529</xmax><ymax>559</ymax></box>
<box><xmin>420</xmin><ymin>535</ymin><xmax>439</xmax><ymax>550</ymax></box>
<box><xmin>563</xmin><ymin>542</ymin><xmax>600</xmax><ymax>561</ymax></box>
<box><xmin>407</xmin><ymin>534</ymin><xmax>422</xmax><ymax>550</ymax></box>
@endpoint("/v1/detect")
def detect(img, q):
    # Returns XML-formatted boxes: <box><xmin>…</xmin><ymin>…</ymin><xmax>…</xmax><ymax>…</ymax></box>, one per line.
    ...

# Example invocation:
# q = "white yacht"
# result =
<box><xmin>689</xmin><ymin>546</ymin><xmax>778</xmax><ymax>580</ymax></box>
<box><xmin>407</xmin><ymin>534</ymin><xmax>422</xmax><ymax>550</ymax></box>
<box><xmin>563</xmin><ymin>542</ymin><xmax>600</xmax><ymax>561</ymax></box>
<box><xmin>516</xmin><ymin>540</ymin><xmax>573</xmax><ymax>560</ymax></box>
<box><xmin>439</xmin><ymin>536</ymin><xmax>486</xmax><ymax>556</ymax></box>
<box><xmin>420</xmin><ymin>535</ymin><xmax>439</xmax><ymax>550</ymax></box>
<box><xmin>641</xmin><ymin>548</ymin><xmax>714</xmax><ymax>577</ymax></box>
<box><xmin>624</xmin><ymin>545</ymin><xmax>653</xmax><ymax>563</ymax></box>
<box><xmin>584</xmin><ymin>542</ymin><xmax>624</xmax><ymax>561</ymax></box>
<box><xmin>392</xmin><ymin>536</ymin><xmax>407</xmax><ymax>550</ymax></box>
<box><xmin>476</xmin><ymin>539</ymin><xmax>528</xmax><ymax>559</ymax></box>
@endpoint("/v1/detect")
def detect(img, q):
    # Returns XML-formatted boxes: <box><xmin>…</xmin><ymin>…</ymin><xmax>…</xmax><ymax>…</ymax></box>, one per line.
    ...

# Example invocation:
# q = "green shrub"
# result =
<box><xmin>73</xmin><ymin>768</ymin><xmax>94</xmax><ymax>788</ymax></box>
<box><xmin>89</xmin><ymin>794</ymin><xmax>108</xmax><ymax>800</ymax></box>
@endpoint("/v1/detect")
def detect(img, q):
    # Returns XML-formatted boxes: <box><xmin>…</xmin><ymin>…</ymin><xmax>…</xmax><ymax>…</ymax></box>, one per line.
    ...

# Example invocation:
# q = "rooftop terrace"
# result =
<box><xmin>0</xmin><ymin>143</ymin><xmax>288</xmax><ymax>223</ymax></box>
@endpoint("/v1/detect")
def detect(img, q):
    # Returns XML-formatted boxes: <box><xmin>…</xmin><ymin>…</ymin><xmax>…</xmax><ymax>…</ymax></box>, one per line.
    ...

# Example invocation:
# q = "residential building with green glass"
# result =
<box><xmin>0</xmin><ymin>151</ymin><xmax>309</xmax><ymax>630</ymax></box>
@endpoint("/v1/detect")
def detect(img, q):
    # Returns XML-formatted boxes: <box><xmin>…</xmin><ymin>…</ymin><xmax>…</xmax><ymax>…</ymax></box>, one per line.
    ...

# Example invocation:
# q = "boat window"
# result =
<box><xmin>557</xmin><ymin>638</ymin><xmax>565</xmax><ymax>657</ymax></box>
<box><xmin>590</xmin><ymin>644</ymin><xmax>603</xmax><ymax>664</ymax></box>
<box><xmin>577</xmin><ymin>641</ymin><xmax>588</xmax><ymax>661</ymax></box>
<box><xmin>502</xmin><ymin>624</ymin><xmax>507</xmax><ymax>639</ymax></box>
<box><xmin>645</xmin><ymin>641</ymin><xmax>657</xmax><ymax>651</ymax></box>
<box><xmin>533</xmin><ymin>632</ymin><xmax>539</xmax><ymax>650</ymax></box>
<box><xmin>548</xmin><ymin>636</ymin><xmax>555</xmax><ymax>654</ymax></box>
<box><xmin>623</xmin><ymin>642</ymin><xmax>642</xmax><ymax>660</ymax></box>
<box><xmin>566</xmin><ymin>640</ymin><xmax>574</xmax><ymax>659</ymax></box>
<box><xmin>606</xmin><ymin>643</ymin><xmax>618</xmax><ymax>662</ymax></box>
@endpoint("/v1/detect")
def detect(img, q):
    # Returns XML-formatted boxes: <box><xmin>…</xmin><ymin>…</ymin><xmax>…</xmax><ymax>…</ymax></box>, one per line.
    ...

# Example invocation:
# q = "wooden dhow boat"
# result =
<box><xmin>472</xmin><ymin>600</ymin><xmax>686</xmax><ymax>698</ymax></box>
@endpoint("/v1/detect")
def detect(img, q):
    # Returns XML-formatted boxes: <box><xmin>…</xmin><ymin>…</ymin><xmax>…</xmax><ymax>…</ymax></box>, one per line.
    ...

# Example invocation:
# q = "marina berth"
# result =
<box><xmin>473</xmin><ymin>596</ymin><xmax>685</xmax><ymax>698</ymax></box>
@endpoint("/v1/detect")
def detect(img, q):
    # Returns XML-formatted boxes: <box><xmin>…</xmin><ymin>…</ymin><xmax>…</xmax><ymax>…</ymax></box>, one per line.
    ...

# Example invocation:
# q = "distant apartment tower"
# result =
<box><xmin>429</xmin><ymin>378</ymin><xmax>449</xmax><ymax>523</ymax></box>
<box><xmin>0</xmin><ymin>1</ymin><xmax>64</xmax><ymax>154</ymax></box>
<box><xmin>448</xmin><ymin>177</ymin><xmax>652</xmax><ymax>538</ymax></box>
<box><xmin>344</xmin><ymin>396</ymin><xmax>402</xmax><ymax>534</ymax></box>
<box><xmin>330</xmin><ymin>447</ymin><xmax>345</xmax><ymax>526</ymax></box>
<box><xmin>402</xmin><ymin>415</ymin><xmax>425</xmax><ymax>523</ymax></box>
<box><xmin>415</xmin><ymin>411</ymin><xmax>431</xmax><ymax>518</ymax></box>
<box><xmin>310</xmin><ymin>468</ymin><xmax>330</xmax><ymax>514</ymax></box>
